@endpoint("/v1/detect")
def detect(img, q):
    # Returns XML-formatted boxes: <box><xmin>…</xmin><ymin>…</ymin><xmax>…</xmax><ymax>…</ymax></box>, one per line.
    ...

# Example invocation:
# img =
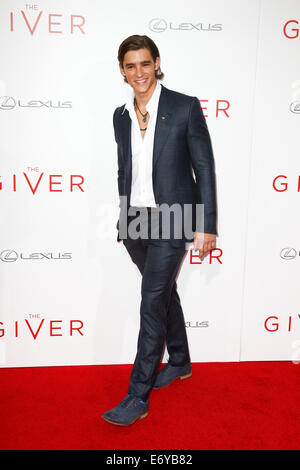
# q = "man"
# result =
<box><xmin>102</xmin><ymin>35</ymin><xmax>217</xmax><ymax>426</ymax></box>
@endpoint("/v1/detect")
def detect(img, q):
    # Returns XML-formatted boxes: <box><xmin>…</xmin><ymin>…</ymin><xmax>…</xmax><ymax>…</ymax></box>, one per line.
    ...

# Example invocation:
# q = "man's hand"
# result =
<box><xmin>193</xmin><ymin>232</ymin><xmax>216</xmax><ymax>260</ymax></box>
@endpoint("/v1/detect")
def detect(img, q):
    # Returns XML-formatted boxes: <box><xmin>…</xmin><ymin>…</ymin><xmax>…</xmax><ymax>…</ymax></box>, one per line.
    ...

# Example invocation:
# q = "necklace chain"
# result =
<box><xmin>134</xmin><ymin>97</ymin><xmax>148</xmax><ymax>131</ymax></box>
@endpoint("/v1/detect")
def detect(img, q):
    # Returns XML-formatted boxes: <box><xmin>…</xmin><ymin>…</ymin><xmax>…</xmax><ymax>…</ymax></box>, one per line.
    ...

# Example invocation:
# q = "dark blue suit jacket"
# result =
<box><xmin>113</xmin><ymin>83</ymin><xmax>218</xmax><ymax>245</ymax></box>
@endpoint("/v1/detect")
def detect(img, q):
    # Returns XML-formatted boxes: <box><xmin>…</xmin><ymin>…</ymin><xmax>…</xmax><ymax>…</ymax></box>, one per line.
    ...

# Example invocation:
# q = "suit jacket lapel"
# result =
<box><xmin>152</xmin><ymin>84</ymin><xmax>174</xmax><ymax>172</ymax></box>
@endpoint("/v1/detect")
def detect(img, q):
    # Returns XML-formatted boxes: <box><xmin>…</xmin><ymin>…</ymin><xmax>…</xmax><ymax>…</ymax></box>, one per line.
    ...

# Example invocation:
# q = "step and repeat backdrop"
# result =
<box><xmin>0</xmin><ymin>0</ymin><xmax>299</xmax><ymax>368</ymax></box>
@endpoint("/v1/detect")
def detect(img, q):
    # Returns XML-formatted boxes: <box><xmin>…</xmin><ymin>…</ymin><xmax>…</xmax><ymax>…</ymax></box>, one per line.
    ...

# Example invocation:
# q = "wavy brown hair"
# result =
<box><xmin>118</xmin><ymin>34</ymin><xmax>164</xmax><ymax>83</ymax></box>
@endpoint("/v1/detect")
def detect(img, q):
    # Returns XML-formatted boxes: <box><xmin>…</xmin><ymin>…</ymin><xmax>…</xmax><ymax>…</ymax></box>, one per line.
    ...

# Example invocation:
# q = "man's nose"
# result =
<box><xmin>136</xmin><ymin>65</ymin><xmax>143</xmax><ymax>76</ymax></box>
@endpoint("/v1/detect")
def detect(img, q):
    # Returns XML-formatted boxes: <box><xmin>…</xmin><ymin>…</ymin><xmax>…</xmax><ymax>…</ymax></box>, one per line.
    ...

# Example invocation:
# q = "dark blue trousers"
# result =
<box><xmin>123</xmin><ymin>209</ymin><xmax>191</xmax><ymax>401</ymax></box>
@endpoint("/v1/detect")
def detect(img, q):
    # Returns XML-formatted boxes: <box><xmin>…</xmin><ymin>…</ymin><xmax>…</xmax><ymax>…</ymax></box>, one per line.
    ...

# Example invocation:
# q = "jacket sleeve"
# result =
<box><xmin>113</xmin><ymin>107</ymin><xmax>125</xmax><ymax>200</ymax></box>
<box><xmin>113</xmin><ymin>107</ymin><xmax>119</xmax><ymax>144</ymax></box>
<box><xmin>113</xmin><ymin>108</ymin><xmax>125</xmax><ymax>233</ymax></box>
<box><xmin>186</xmin><ymin>97</ymin><xmax>218</xmax><ymax>235</ymax></box>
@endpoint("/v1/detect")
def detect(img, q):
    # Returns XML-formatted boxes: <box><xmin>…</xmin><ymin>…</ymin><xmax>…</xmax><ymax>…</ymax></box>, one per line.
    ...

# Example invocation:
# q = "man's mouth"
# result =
<box><xmin>135</xmin><ymin>78</ymin><xmax>148</xmax><ymax>85</ymax></box>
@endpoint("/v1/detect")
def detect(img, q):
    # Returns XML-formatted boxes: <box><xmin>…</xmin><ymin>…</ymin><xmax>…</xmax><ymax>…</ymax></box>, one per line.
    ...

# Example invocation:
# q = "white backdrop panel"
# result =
<box><xmin>0</xmin><ymin>0</ymin><xmax>298</xmax><ymax>368</ymax></box>
<box><xmin>240</xmin><ymin>0</ymin><xmax>300</xmax><ymax>361</ymax></box>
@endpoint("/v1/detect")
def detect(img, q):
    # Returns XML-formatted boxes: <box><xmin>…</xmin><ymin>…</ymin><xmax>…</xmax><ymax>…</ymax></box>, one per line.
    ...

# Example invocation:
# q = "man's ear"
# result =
<box><xmin>154</xmin><ymin>56</ymin><xmax>160</xmax><ymax>72</ymax></box>
<box><xmin>119</xmin><ymin>63</ymin><xmax>126</xmax><ymax>78</ymax></box>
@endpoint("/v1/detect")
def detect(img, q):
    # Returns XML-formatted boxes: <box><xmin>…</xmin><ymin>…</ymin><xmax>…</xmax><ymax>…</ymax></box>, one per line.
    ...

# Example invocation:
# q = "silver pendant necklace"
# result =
<box><xmin>134</xmin><ymin>98</ymin><xmax>148</xmax><ymax>131</ymax></box>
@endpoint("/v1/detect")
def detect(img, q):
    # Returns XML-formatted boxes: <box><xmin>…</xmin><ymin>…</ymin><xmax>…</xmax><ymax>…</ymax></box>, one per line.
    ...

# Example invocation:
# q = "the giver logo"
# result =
<box><xmin>0</xmin><ymin>319</ymin><xmax>84</xmax><ymax>339</ymax></box>
<box><xmin>0</xmin><ymin>172</ymin><xmax>85</xmax><ymax>193</ymax></box>
<box><xmin>9</xmin><ymin>9</ymin><xmax>86</xmax><ymax>35</ymax></box>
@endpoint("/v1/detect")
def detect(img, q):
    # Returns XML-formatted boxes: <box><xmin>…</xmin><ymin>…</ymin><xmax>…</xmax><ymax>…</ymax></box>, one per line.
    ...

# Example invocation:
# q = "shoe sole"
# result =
<box><xmin>101</xmin><ymin>411</ymin><xmax>148</xmax><ymax>426</ymax></box>
<box><xmin>152</xmin><ymin>371</ymin><xmax>192</xmax><ymax>390</ymax></box>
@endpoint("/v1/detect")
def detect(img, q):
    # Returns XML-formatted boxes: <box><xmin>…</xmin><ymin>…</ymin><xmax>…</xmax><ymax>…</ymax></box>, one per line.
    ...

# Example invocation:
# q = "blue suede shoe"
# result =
<box><xmin>153</xmin><ymin>362</ymin><xmax>192</xmax><ymax>389</ymax></box>
<box><xmin>101</xmin><ymin>394</ymin><xmax>148</xmax><ymax>426</ymax></box>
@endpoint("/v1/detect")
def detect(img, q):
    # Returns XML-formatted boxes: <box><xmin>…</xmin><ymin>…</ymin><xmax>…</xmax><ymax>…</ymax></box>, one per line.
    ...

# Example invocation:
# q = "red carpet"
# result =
<box><xmin>1</xmin><ymin>362</ymin><xmax>299</xmax><ymax>450</ymax></box>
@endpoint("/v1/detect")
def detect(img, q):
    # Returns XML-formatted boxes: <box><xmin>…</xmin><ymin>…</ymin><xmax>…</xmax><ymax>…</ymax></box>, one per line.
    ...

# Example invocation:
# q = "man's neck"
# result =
<box><xmin>134</xmin><ymin>79</ymin><xmax>157</xmax><ymax>111</ymax></box>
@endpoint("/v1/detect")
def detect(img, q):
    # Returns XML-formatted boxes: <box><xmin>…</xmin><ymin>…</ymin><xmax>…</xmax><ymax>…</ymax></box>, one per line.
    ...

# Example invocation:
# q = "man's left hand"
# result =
<box><xmin>193</xmin><ymin>232</ymin><xmax>216</xmax><ymax>260</ymax></box>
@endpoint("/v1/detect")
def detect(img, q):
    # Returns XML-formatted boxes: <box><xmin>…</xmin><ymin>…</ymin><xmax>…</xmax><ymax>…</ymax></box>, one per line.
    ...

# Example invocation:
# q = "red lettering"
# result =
<box><xmin>283</xmin><ymin>20</ymin><xmax>299</xmax><ymax>39</ymax></box>
<box><xmin>199</xmin><ymin>99</ymin><xmax>208</xmax><ymax>117</ymax></box>
<box><xmin>25</xmin><ymin>319</ymin><xmax>45</xmax><ymax>339</ymax></box>
<box><xmin>209</xmin><ymin>248</ymin><xmax>223</xmax><ymax>264</ymax></box>
<box><xmin>190</xmin><ymin>248</ymin><xmax>222</xmax><ymax>264</ymax></box>
<box><xmin>10</xmin><ymin>11</ymin><xmax>86</xmax><ymax>35</ymax></box>
<box><xmin>190</xmin><ymin>250</ymin><xmax>202</xmax><ymax>264</ymax></box>
<box><xmin>70</xmin><ymin>320</ymin><xmax>84</xmax><ymax>336</ymax></box>
<box><xmin>23</xmin><ymin>172</ymin><xmax>44</xmax><ymax>195</ymax></box>
<box><xmin>71</xmin><ymin>15</ymin><xmax>86</xmax><ymax>34</ymax></box>
<box><xmin>21</xmin><ymin>10</ymin><xmax>43</xmax><ymax>36</ymax></box>
<box><xmin>0</xmin><ymin>319</ymin><xmax>85</xmax><ymax>338</ymax></box>
<box><xmin>49</xmin><ymin>175</ymin><xmax>62</xmax><ymax>192</ymax></box>
<box><xmin>216</xmin><ymin>100</ymin><xmax>230</xmax><ymax>117</ymax></box>
<box><xmin>264</xmin><ymin>316</ymin><xmax>279</xmax><ymax>332</ymax></box>
<box><xmin>48</xmin><ymin>14</ymin><xmax>62</xmax><ymax>34</ymax></box>
<box><xmin>50</xmin><ymin>320</ymin><xmax>62</xmax><ymax>336</ymax></box>
<box><xmin>273</xmin><ymin>175</ymin><xmax>287</xmax><ymax>192</ymax></box>
<box><xmin>70</xmin><ymin>175</ymin><xmax>84</xmax><ymax>192</ymax></box>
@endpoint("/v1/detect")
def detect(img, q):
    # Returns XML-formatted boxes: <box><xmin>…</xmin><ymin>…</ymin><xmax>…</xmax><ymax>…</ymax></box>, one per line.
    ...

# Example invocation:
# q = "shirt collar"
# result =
<box><xmin>124</xmin><ymin>80</ymin><xmax>161</xmax><ymax>115</ymax></box>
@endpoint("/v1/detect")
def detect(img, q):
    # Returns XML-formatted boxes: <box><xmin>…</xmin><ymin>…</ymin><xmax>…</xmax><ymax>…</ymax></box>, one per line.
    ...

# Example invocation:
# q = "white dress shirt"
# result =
<box><xmin>124</xmin><ymin>79</ymin><xmax>162</xmax><ymax>208</ymax></box>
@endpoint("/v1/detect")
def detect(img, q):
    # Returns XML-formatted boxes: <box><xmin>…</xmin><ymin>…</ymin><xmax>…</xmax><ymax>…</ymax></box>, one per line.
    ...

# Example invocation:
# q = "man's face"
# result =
<box><xmin>119</xmin><ymin>48</ymin><xmax>160</xmax><ymax>95</ymax></box>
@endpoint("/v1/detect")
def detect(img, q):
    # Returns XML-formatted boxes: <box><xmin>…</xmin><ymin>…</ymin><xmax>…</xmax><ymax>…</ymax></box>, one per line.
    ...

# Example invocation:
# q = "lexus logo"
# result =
<box><xmin>280</xmin><ymin>247</ymin><xmax>297</xmax><ymax>260</ymax></box>
<box><xmin>0</xmin><ymin>250</ymin><xmax>72</xmax><ymax>262</ymax></box>
<box><xmin>290</xmin><ymin>101</ymin><xmax>300</xmax><ymax>113</ymax></box>
<box><xmin>0</xmin><ymin>250</ymin><xmax>18</xmax><ymax>262</ymax></box>
<box><xmin>149</xmin><ymin>18</ymin><xmax>168</xmax><ymax>32</ymax></box>
<box><xmin>148</xmin><ymin>18</ymin><xmax>222</xmax><ymax>32</ymax></box>
<box><xmin>0</xmin><ymin>96</ymin><xmax>72</xmax><ymax>110</ymax></box>
<box><xmin>0</xmin><ymin>96</ymin><xmax>16</xmax><ymax>110</ymax></box>
<box><xmin>185</xmin><ymin>321</ymin><xmax>209</xmax><ymax>328</ymax></box>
